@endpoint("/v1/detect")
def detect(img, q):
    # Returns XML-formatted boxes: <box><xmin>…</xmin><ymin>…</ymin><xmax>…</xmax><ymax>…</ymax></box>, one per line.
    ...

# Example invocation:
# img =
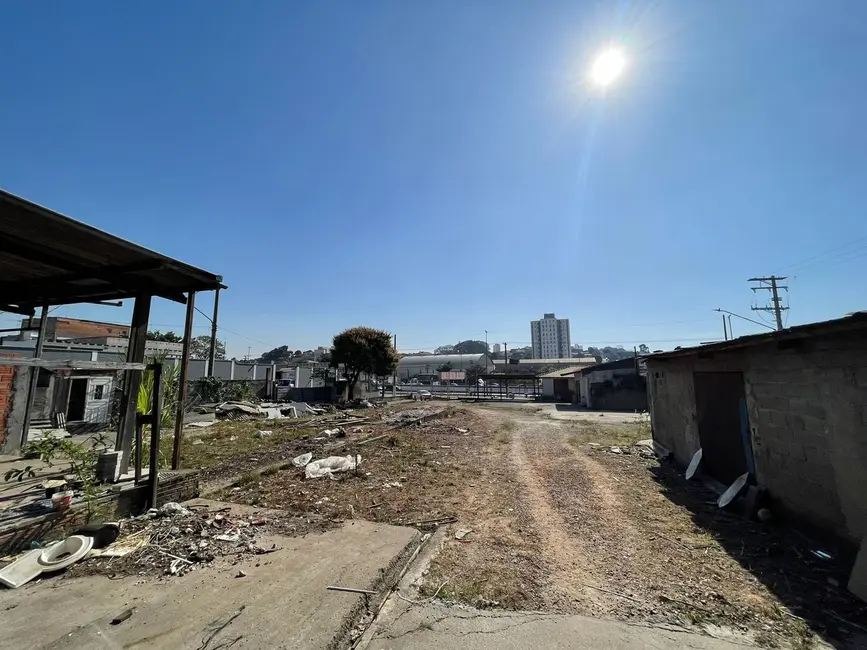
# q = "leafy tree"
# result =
<box><xmin>190</xmin><ymin>335</ymin><xmax>226</xmax><ymax>360</ymax></box>
<box><xmin>453</xmin><ymin>339</ymin><xmax>489</xmax><ymax>354</ymax></box>
<box><xmin>638</xmin><ymin>344</ymin><xmax>650</xmax><ymax>355</ymax></box>
<box><xmin>436</xmin><ymin>362</ymin><xmax>453</xmax><ymax>373</ymax></box>
<box><xmin>148</xmin><ymin>330</ymin><xmax>182</xmax><ymax>343</ymax></box>
<box><xmin>257</xmin><ymin>345</ymin><xmax>294</xmax><ymax>365</ymax></box>
<box><xmin>293</xmin><ymin>349</ymin><xmax>303</xmax><ymax>357</ymax></box>
<box><xmin>330</xmin><ymin>327</ymin><xmax>399</xmax><ymax>399</ymax></box>
<box><xmin>464</xmin><ymin>362</ymin><xmax>486</xmax><ymax>384</ymax></box>
<box><xmin>434</xmin><ymin>345</ymin><xmax>455</xmax><ymax>355</ymax></box>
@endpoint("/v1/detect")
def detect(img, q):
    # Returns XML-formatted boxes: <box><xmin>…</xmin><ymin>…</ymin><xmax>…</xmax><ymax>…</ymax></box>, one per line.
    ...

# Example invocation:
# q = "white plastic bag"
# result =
<box><xmin>293</xmin><ymin>452</ymin><xmax>313</xmax><ymax>468</ymax></box>
<box><xmin>304</xmin><ymin>455</ymin><xmax>360</xmax><ymax>479</ymax></box>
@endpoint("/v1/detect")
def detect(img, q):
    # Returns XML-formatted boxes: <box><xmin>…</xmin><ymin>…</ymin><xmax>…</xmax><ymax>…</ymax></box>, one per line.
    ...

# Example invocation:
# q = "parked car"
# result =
<box><xmin>412</xmin><ymin>390</ymin><xmax>432</xmax><ymax>401</ymax></box>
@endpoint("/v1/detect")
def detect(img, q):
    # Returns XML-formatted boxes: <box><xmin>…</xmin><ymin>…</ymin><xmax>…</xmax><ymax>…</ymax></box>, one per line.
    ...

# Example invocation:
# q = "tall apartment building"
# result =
<box><xmin>530</xmin><ymin>313</ymin><xmax>572</xmax><ymax>359</ymax></box>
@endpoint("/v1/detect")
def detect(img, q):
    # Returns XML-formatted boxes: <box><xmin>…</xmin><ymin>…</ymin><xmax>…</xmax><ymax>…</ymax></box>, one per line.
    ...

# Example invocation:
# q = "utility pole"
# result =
<box><xmin>749</xmin><ymin>276</ymin><xmax>788</xmax><ymax>331</ymax></box>
<box><xmin>392</xmin><ymin>334</ymin><xmax>397</xmax><ymax>398</ymax></box>
<box><xmin>207</xmin><ymin>287</ymin><xmax>220</xmax><ymax>376</ymax></box>
<box><xmin>722</xmin><ymin>313</ymin><xmax>728</xmax><ymax>340</ymax></box>
<box><xmin>503</xmin><ymin>342</ymin><xmax>508</xmax><ymax>398</ymax></box>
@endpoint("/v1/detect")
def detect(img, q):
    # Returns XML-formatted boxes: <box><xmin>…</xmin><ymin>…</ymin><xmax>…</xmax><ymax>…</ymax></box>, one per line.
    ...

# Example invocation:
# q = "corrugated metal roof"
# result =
<box><xmin>0</xmin><ymin>189</ymin><xmax>224</xmax><ymax>312</ymax></box>
<box><xmin>646</xmin><ymin>313</ymin><xmax>867</xmax><ymax>361</ymax></box>
<box><xmin>492</xmin><ymin>357</ymin><xmax>596</xmax><ymax>365</ymax></box>
<box><xmin>539</xmin><ymin>366</ymin><xmax>590</xmax><ymax>378</ymax></box>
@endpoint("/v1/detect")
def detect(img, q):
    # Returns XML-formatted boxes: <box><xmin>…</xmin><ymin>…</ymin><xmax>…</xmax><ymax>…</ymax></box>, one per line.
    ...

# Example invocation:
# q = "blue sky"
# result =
<box><xmin>2</xmin><ymin>1</ymin><xmax>866</xmax><ymax>357</ymax></box>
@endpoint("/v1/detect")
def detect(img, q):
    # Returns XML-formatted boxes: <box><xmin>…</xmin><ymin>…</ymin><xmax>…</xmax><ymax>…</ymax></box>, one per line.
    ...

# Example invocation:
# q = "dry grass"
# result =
<box><xmin>158</xmin><ymin>420</ymin><xmax>315</xmax><ymax>471</ymax></box>
<box><xmin>565</xmin><ymin>419</ymin><xmax>650</xmax><ymax>448</ymax></box>
<box><xmin>224</xmin><ymin>408</ymin><xmax>494</xmax><ymax>525</ymax></box>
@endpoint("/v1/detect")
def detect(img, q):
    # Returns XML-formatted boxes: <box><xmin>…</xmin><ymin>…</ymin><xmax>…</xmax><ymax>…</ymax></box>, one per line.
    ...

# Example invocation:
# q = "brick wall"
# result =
<box><xmin>0</xmin><ymin>354</ymin><xmax>21</xmax><ymax>447</ymax></box>
<box><xmin>647</xmin><ymin>330</ymin><xmax>867</xmax><ymax>544</ymax></box>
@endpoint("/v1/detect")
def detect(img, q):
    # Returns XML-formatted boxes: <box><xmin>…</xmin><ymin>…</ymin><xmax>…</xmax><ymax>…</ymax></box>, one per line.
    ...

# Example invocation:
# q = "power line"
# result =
<box><xmin>777</xmin><ymin>234</ymin><xmax>867</xmax><ymax>274</ymax></box>
<box><xmin>714</xmin><ymin>308</ymin><xmax>776</xmax><ymax>332</ymax></box>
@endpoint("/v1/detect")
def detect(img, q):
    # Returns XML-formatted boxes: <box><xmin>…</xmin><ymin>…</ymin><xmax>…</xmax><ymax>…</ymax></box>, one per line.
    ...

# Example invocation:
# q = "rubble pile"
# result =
<box><xmin>70</xmin><ymin>502</ymin><xmax>332</xmax><ymax>579</ymax></box>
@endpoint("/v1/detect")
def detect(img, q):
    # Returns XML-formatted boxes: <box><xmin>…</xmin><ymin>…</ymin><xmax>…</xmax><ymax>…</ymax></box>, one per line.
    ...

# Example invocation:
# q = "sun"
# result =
<box><xmin>590</xmin><ymin>47</ymin><xmax>626</xmax><ymax>87</ymax></box>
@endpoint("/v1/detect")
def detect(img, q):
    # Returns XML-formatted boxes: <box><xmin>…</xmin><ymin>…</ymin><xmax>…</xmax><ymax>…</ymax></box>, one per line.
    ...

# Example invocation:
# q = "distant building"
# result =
<box><xmin>492</xmin><ymin>343</ymin><xmax>501</xmax><ymax>355</ymax></box>
<box><xmin>17</xmin><ymin>317</ymin><xmax>129</xmax><ymax>342</ymax></box>
<box><xmin>530</xmin><ymin>313</ymin><xmax>571</xmax><ymax>359</ymax></box>
<box><xmin>397</xmin><ymin>353</ymin><xmax>488</xmax><ymax>380</ymax></box>
<box><xmin>67</xmin><ymin>336</ymin><xmax>184</xmax><ymax>359</ymax></box>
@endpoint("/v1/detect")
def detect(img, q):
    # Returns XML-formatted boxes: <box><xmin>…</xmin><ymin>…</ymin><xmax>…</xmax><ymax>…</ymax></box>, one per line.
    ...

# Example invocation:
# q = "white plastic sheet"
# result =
<box><xmin>305</xmin><ymin>455</ymin><xmax>360</xmax><ymax>479</ymax></box>
<box><xmin>293</xmin><ymin>452</ymin><xmax>313</xmax><ymax>468</ymax></box>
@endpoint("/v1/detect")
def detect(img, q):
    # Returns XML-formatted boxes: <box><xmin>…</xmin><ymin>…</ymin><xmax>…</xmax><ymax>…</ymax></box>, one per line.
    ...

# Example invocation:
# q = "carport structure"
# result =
<box><xmin>0</xmin><ymin>189</ymin><xmax>224</xmax><ymax>470</ymax></box>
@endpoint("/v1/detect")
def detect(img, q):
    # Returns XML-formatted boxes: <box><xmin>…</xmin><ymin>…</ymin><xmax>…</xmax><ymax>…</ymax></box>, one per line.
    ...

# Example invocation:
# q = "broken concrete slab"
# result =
<box><xmin>362</xmin><ymin>601</ymin><xmax>758</xmax><ymax>650</ymax></box>
<box><xmin>0</xmin><ymin>515</ymin><xmax>419</xmax><ymax>650</ymax></box>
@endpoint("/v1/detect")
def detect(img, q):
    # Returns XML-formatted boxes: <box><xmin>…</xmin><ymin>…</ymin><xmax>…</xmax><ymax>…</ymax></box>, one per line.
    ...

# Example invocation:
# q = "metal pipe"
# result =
<box><xmin>148</xmin><ymin>363</ymin><xmax>162</xmax><ymax>509</ymax></box>
<box><xmin>20</xmin><ymin>305</ymin><xmax>48</xmax><ymax>446</ymax></box>
<box><xmin>172</xmin><ymin>292</ymin><xmax>196</xmax><ymax>470</ymax></box>
<box><xmin>134</xmin><ymin>414</ymin><xmax>143</xmax><ymax>485</ymax></box>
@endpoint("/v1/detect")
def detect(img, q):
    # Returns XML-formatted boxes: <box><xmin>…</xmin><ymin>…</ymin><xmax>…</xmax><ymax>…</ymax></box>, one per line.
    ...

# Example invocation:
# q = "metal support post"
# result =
<box><xmin>116</xmin><ymin>294</ymin><xmax>152</xmax><ymax>473</ymax></box>
<box><xmin>172</xmin><ymin>292</ymin><xmax>196</xmax><ymax>470</ymax></box>
<box><xmin>207</xmin><ymin>288</ymin><xmax>220</xmax><ymax>376</ymax></box>
<box><xmin>20</xmin><ymin>305</ymin><xmax>48</xmax><ymax>446</ymax></box>
<box><xmin>148</xmin><ymin>363</ymin><xmax>162</xmax><ymax>509</ymax></box>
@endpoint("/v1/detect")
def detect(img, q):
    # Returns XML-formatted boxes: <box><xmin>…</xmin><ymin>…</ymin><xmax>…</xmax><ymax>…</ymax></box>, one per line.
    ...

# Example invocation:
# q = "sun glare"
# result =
<box><xmin>591</xmin><ymin>47</ymin><xmax>626</xmax><ymax>87</ymax></box>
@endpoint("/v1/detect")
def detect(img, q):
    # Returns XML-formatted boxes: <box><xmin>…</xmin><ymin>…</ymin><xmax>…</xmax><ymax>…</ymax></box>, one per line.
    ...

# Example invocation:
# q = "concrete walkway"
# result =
<box><xmin>363</xmin><ymin>601</ymin><xmax>757</xmax><ymax>650</ymax></box>
<box><xmin>0</xmin><ymin>516</ymin><xmax>419</xmax><ymax>649</ymax></box>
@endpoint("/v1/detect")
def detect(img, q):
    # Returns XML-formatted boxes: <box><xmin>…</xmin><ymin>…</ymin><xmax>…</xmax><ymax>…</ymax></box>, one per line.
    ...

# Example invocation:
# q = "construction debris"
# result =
<box><xmin>64</xmin><ymin>503</ymin><xmax>318</xmax><ymax>580</ymax></box>
<box><xmin>454</xmin><ymin>528</ymin><xmax>473</xmax><ymax>540</ymax></box>
<box><xmin>305</xmin><ymin>455</ymin><xmax>360</xmax><ymax>479</ymax></box>
<box><xmin>717</xmin><ymin>473</ymin><xmax>749</xmax><ymax>509</ymax></box>
<box><xmin>292</xmin><ymin>452</ymin><xmax>313</xmax><ymax>468</ymax></box>
<box><xmin>685</xmin><ymin>448</ymin><xmax>702</xmax><ymax>480</ymax></box>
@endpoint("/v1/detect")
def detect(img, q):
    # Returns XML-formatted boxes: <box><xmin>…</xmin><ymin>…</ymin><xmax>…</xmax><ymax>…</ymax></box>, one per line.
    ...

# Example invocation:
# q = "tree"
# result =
<box><xmin>434</xmin><ymin>345</ymin><xmax>455</xmax><ymax>355</ymax></box>
<box><xmin>190</xmin><ymin>335</ymin><xmax>226</xmax><ymax>360</ymax></box>
<box><xmin>436</xmin><ymin>362</ymin><xmax>453</xmax><ymax>373</ymax></box>
<box><xmin>453</xmin><ymin>339</ymin><xmax>489</xmax><ymax>354</ymax></box>
<box><xmin>330</xmin><ymin>327</ymin><xmax>399</xmax><ymax>399</ymax></box>
<box><xmin>638</xmin><ymin>344</ymin><xmax>650</xmax><ymax>355</ymax></box>
<box><xmin>258</xmin><ymin>345</ymin><xmax>294</xmax><ymax>365</ymax></box>
<box><xmin>293</xmin><ymin>350</ymin><xmax>303</xmax><ymax>357</ymax></box>
<box><xmin>464</xmin><ymin>362</ymin><xmax>486</xmax><ymax>385</ymax></box>
<box><xmin>148</xmin><ymin>330</ymin><xmax>182</xmax><ymax>343</ymax></box>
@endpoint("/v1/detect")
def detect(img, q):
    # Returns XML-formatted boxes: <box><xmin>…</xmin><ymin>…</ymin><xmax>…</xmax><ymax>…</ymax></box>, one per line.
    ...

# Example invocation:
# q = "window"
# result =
<box><xmin>36</xmin><ymin>368</ymin><xmax>52</xmax><ymax>388</ymax></box>
<box><xmin>93</xmin><ymin>384</ymin><xmax>105</xmax><ymax>400</ymax></box>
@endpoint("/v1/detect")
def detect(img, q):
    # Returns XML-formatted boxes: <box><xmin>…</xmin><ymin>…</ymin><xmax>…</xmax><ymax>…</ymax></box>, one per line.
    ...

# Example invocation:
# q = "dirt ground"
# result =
<box><xmin>44</xmin><ymin>401</ymin><xmax>862</xmax><ymax>648</ymax></box>
<box><xmin>218</xmin><ymin>402</ymin><xmax>867</xmax><ymax>649</ymax></box>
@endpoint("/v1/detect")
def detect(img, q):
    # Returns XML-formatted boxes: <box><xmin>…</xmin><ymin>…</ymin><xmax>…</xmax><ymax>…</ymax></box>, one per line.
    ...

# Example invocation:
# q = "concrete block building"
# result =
<box><xmin>645</xmin><ymin>313</ymin><xmax>867</xmax><ymax>546</ymax></box>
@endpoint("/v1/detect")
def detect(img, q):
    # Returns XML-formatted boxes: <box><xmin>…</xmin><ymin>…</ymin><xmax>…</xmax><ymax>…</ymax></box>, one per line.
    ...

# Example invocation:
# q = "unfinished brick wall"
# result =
<box><xmin>647</xmin><ymin>331</ymin><xmax>867</xmax><ymax>544</ymax></box>
<box><xmin>0</xmin><ymin>354</ymin><xmax>21</xmax><ymax>448</ymax></box>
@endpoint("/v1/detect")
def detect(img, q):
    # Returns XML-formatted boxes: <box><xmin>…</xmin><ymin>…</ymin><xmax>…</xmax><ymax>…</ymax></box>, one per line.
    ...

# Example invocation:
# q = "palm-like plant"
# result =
<box><xmin>137</xmin><ymin>353</ymin><xmax>181</xmax><ymax>427</ymax></box>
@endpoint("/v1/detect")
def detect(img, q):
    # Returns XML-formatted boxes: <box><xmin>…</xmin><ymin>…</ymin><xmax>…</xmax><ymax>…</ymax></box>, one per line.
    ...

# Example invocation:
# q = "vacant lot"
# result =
<box><xmin>193</xmin><ymin>402</ymin><xmax>865</xmax><ymax>648</ymax></box>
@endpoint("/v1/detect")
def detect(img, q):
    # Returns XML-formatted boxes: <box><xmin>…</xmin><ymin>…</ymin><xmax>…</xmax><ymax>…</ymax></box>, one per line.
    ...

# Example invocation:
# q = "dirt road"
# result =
<box><xmin>216</xmin><ymin>401</ymin><xmax>863</xmax><ymax>647</ymax></box>
<box><xmin>421</xmin><ymin>405</ymin><xmax>863</xmax><ymax>648</ymax></box>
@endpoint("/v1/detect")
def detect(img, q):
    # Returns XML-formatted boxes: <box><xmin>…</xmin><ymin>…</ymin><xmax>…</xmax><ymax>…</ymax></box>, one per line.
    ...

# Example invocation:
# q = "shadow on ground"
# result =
<box><xmin>649</xmin><ymin>460</ymin><xmax>867</xmax><ymax>648</ymax></box>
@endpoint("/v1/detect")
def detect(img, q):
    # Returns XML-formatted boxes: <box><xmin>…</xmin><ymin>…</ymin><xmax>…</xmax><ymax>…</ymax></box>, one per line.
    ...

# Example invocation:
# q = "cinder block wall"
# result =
<box><xmin>647</xmin><ymin>331</ymin><xmax>867</xmax><ymax>544</ymax></box>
